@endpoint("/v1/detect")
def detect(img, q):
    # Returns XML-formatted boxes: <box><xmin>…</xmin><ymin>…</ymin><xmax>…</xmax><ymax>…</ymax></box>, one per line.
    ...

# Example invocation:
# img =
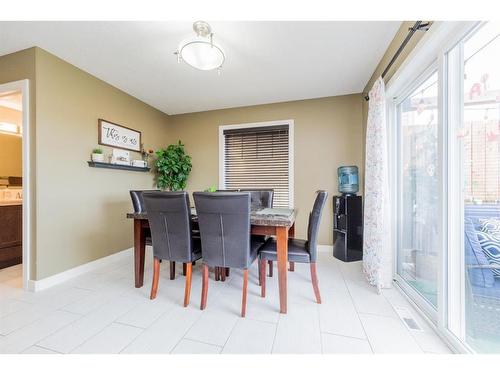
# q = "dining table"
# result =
<box><xmin>126</xmin><ymin>207</ymin><xmax>296</xmax><ymax>314</ymax></box>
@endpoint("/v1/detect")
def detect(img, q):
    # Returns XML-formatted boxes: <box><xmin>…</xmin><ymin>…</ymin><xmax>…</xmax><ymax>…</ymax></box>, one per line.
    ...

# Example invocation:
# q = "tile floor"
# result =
<box><xmin>0</xmin><ymin>248</ymin><xmax>452</xmax><ymax>354</ymax></box>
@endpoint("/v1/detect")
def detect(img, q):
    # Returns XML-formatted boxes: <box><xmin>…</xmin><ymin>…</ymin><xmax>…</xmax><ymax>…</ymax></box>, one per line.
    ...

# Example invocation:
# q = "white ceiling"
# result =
<box><xmin>0</xmin><ymin>21</ymin><xmax>400</xmax><ymax>115</ymax></box>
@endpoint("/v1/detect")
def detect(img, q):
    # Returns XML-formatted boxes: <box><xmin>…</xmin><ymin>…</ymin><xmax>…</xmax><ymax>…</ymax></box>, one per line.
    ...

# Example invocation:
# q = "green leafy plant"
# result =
<box><xmin>155</xmin><ymin>141</ymin><xmax>192</xmax><ymax>191</ymax></box>
<box><xmin>204</xmin><ymin>185</ymin><xmax>217</xmax><ymax>192</ymax></box>
<box><xmin>92</xmin><ymin>148</ymin><xmax>103</xmax><ymax>154</ymax></box>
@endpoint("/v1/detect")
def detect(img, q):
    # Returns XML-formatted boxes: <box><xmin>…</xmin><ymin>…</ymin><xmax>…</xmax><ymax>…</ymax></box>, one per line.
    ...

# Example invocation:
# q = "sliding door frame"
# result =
<box><xmin>386</xmin><ymin>21</ymin><xmax>478</xmax><ymax>353</ymax></box>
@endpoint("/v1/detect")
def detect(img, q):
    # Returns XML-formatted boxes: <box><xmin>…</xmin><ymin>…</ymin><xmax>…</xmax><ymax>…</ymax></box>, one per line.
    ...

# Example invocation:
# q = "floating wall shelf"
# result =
<box><xmin>87</xmin><ymin>161</ymin><xmax>150</xmax><ymax>172</ymax></box>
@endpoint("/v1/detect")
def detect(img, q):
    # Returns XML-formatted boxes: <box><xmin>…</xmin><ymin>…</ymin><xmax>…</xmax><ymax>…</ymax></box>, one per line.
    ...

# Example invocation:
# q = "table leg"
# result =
<box><xmin>276</xmin><ymin>226</ymin><xmax>289</xmax><ymax>314</ymax></box>
<box><xmin>134</xmin><ymin>219</ymin><xmax>146</xmax><ymax>288</ymax></box>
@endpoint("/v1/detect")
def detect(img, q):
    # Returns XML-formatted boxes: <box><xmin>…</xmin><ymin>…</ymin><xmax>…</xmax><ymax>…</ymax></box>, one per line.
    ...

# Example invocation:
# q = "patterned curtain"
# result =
<box><xmin>363</xmin><ymin>77</ymin><xmax>392</xmax><ymax>292</ymax></box>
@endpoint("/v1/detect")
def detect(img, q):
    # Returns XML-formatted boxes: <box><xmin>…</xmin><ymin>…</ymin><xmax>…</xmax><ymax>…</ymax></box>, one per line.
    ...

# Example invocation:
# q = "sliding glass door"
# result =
<box><xmin>447</xmin><ymin>22</ymin><xmax>500</xmax><ymax>353</ymax></box>
<box><xmin>396</xmin><ymin>70</ymin><xmax>439</xmax><ymax>311</ymax></box>
<box><xmin>392</xmin><ymin>21</ymin><xmax>500</xmax><ymax>353</ymax></box>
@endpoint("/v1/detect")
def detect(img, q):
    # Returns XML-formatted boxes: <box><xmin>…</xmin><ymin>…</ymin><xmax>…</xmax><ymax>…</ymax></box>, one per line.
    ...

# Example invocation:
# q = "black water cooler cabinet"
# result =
<box><xmin>333</xmin><ymin>195</ymin><xmax>363</xmax><ymax>262</ymax></box>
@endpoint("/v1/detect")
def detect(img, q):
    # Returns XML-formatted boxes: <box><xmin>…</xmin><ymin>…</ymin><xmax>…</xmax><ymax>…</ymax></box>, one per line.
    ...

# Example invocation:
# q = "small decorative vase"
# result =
<box><xmin>92</xmin><ymin>153</ymin><xmax>104</xmax><ymax>163</ymax></box>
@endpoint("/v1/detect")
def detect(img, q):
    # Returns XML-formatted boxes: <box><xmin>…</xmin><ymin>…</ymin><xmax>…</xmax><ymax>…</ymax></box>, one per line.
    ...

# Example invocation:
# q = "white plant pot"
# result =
<box><xmin>91</xmin><ymin>153</ymin><xmax>104</xmax><ymax>162</ymax></box>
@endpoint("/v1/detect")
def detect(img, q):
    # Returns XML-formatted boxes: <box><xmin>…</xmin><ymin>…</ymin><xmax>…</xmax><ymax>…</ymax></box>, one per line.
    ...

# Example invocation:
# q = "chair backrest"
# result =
<box><xmin>307</xmin><ymin>190</ymin><xmax>328</xmax><ymax>262</ymax></box>
<box><xmin>129</xmin><ymin>190</ymin><xmax>159</xmax><ymax>213</ymax></box>
<box><xmin>239</xmin><ymin>189</ymin><xmax>274</xmax><ymax>209</ymax></box>
<box><xmin>142</xmin><ymin>191</ymin><xmax>194</xmax><ymax>262</ymax></box>
<box><xmin>193</xmin><ymin>192</ymin><xmax>251</xmax><ymax>269</ymax></box>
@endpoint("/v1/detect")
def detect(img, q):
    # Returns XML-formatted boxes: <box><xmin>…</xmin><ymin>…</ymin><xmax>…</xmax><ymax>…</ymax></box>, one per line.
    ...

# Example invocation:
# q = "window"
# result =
<box><xmin>396</xmin><ymin>70</ymin><xmax>439</xmax><ymax>309</ymax></box>
<box><xmin>388</xmin><ymin>21</ymin><xmax>500</xmax><ymax>353</ymax></box>
<box><xmin>220</xmin><ymin>121</ymin><xmax>293</xmax><ymax>208</ymax></box>
<box><xmin>447</xmin><ymin>22</ymin><xmax>500</xmax><ymax>354</ymax></box>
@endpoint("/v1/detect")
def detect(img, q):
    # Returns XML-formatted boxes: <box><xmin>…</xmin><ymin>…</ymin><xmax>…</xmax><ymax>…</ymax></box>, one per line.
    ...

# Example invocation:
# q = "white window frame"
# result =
<box><xmin>392</xmin><ymin>62</ymin><xmax>440</xmax><ymax>323</ymax></box>
<box><xmin>386</xmin><ymin>21</ymin><xmax>479</xmax><ymax>354</ymax></box>
<box><xmin>218</xmin><ymin>119</ymin><xmax>294</xmax><ymax>208</ymax></box>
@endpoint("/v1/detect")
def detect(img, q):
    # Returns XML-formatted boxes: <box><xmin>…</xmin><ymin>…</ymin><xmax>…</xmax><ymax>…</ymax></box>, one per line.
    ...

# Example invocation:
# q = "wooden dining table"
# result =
<box><xmin>126</xmin><ymin>208</ymin><xmax>296</xmax><ymax>314</ymax></box>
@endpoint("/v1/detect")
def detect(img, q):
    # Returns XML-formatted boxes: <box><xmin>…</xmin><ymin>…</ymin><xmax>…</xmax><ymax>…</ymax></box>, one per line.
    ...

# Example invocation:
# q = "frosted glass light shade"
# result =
<box><xmin>0</xmin><ymin>122</ymin><xmax>19</xmax><ymax>135</ymax></box>
<box><xmin>179</xmin><ymin>39</ymin><xmax>225</xmax><ymax>71</ymax></box>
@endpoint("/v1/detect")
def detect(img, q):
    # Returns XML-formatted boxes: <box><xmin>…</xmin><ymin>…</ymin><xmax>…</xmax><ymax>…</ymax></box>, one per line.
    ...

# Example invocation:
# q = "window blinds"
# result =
<box><xmin>223</xmin><ymin>125</ymin><xmax>290</xmax><ymax>207</ymax></box>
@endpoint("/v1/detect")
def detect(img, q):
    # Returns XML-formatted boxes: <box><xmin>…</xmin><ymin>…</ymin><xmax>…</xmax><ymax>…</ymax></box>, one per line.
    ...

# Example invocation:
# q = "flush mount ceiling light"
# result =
<box><xmin>175</xmin><ymin>21</ymin><xmax>225</xmax><ymax>73</ymax></box>
<box><xmin>0</xmin><ymin>122</ymin><xmax>21</xmax><ymax>136</ymax></box>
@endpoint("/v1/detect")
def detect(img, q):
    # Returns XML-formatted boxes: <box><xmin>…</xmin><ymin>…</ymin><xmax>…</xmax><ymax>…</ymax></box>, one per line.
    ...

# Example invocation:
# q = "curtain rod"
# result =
<box><xmin>364</xmin><ymin>21</ymin><xmax>431</xmax><ymax>101</ymax></box>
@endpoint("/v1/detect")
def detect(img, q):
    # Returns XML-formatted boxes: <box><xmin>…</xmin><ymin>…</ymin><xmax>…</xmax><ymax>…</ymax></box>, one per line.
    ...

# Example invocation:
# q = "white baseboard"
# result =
<box><xmin>28</xmin><ymin>247</ymin><xmax>134</xmax><ymax>292</ymax></box>
<box><xmin>318</xmin><ymin>245</ymin><xmax>333</xmax><ymax>253</ymax></box>
<box><xmin>27</xmin><ymin>245</ymin><xmax>332</xmax><ymax>292</ymax></box>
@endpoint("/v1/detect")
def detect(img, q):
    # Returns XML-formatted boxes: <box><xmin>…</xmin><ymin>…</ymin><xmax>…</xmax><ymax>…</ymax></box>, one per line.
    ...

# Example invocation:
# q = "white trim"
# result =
<box><xmin>0</xmin><ymin>79</ymin><xmax>31</xmax><ymax>291</ymax></box>
<box><xmin>317</xmin><ymin>245</ymin><xmax>333</xmax><ymax>253</ymax></box>
<box><xmin>386</xmin><ymin>21</ymin><xmax>483</xmax><ymax>353</ymax></box>
<box><xmin>393</xmin><ymin>280</ymin><xmax>469</xmax><ymax>353</ymax></box>
<box><xmin>28</xmin><ymin>247</ymin><xmax>137</xmax><ymax>292</ymax></box>
<box><xmin>218</xmin><ymin>119</ymin><xmax>295</xmax><ymax>208</ymax></box>
<box><xmin>393</xmin><ymin>62</ymin><xmax>439</xmax><ymax>323</ymax></box>
<box><xmin>386</xmin><ymin>22</ymin><xmax>477</xmax><ymax>100</ymax></box>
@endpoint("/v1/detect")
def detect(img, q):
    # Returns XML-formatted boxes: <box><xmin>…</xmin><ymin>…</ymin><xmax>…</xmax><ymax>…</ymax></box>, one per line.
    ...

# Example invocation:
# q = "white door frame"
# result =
<box><xmin>0</xmin><ymin>79</ymin><xmax>32</xmax><ymax>290</ymax></box>
<box><xmin>218</xmin><ymin>119</ymin><xmax>295</xmax><ymax>208</ymax></box>
<box><xmin>385</xmin><ymin>21</ymin><xmax>479</xmax><ymax>353</ymax></box>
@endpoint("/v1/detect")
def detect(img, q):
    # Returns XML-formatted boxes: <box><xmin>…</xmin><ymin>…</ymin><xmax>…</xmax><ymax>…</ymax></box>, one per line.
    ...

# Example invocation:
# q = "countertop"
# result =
<box><xmin>0</xmin><ymin>201</ymin><xmax>22</xmax><ymax>207</ymax></box>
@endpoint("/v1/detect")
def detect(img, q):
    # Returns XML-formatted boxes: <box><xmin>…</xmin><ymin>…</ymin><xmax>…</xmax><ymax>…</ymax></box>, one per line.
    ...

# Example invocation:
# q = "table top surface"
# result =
<box><xmin>127</xmin><ymin>207</ymin><xmax>296</xmax><ymax>227</ymax></box>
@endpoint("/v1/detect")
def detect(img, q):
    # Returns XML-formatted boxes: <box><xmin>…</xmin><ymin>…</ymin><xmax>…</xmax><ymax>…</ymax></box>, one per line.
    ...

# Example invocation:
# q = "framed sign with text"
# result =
<box><xmin>98</xmin><ymin>119</ymin><xmax>141</xmax><ymax>152</ymax></box>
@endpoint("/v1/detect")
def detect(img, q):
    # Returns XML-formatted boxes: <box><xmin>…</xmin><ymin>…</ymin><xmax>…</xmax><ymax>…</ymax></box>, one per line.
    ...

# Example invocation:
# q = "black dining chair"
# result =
<box><xmin>193</xmin><ymin>192</ymin><xmax>264</xmax><ymax>317</ymax></box>
<box><xmin>239</xmin><ymin>188</ymin><xmax>274</xmax><ymax>210</ymax></box>
<box><xmin>130</xmin><ymin>190</ymin><xmax>159</xmax><ymax>247</ymax></box>
<box><xmin>239</xmin><ymin>189</ymin><xmax>275</xmax><ymax>277</ymax></box>
<box><xmin>142</xmin><ymin>191</ymin><xmax>202</xmax><ymax>307</ymax></box>
<box><xmin>258</xmin><ymin>190</ymin><xmax>328</xmax><ymax>303</ymax></box>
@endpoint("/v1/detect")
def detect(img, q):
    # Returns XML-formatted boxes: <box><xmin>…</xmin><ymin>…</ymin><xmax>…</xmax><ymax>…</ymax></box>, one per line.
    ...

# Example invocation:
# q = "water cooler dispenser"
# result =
<box><xmin>333</xmin><ymin>166</ymin><xmax>363</xmax><ymax>262</ymax></box>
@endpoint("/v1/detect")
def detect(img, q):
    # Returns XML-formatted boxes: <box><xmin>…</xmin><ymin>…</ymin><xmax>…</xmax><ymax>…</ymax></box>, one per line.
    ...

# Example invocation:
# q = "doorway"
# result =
<box><xmin>0</xmin><ymin>80</ymin><xmax>30</xmax><ymax>290</ymax></box>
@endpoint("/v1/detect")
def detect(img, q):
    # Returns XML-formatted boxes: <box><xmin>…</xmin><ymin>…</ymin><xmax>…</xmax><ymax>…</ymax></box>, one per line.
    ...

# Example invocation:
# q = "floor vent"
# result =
<box><xmin>394</xmin><ymin>306</ymin><xmax>424</xmax><ymax>332</ymax></box>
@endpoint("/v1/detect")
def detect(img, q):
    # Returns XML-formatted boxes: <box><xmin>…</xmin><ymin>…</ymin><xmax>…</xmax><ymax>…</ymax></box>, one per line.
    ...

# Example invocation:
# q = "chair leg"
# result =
<box><xmin>221</xmin><ymin>267</ymin><xmax>226</xmax><ymax>282</ymax></box>
<box><xmin>310</xmin><ymin>263</ymin><xmax>321</xmax><ymax>304</ymax></box>
<box><xmin>268</xmin><ymin>260</ymin><xmax>273</xmax><ymax>277</ymax></box>
<box><xmin>225</xmin><ymin>267</ymin><xmax>230</xmax><ymax>277</ymax></box>
<box><xmin>289</xmin><ymin>261</ymin><xmax>295</xmax><ymax>272</ymax></box>
<box><xmin>259</xmin><ymin>259</ymin><xmax>266</xmax><ymax>298</ymax></box>
<box><xmin>170</xmin><ymin>261</ymin><xmax>175</xmax><ymax>280</ymax></box>
<box><xmin>150</xmin><ymin>257</ymin><xmax>160</xmax><ymax>300</ymax></box>
<box><xmin>258</xmin><ymin>260</ymin><xmax>262</xmax><ymax>286</ymax></box>
<box><xmin>214</xmin><ymin>267</ymin><xmax>220</xmax><ymax>281</ymax></box>
<box><xmin>241</xmin><ymin>269</ymin><xmax>248</xmax><ymax>317</ymax></box>
<box><xmin>183</xmin><ymin>263</ymin><xmax>192</xmax><ymax>307</ymax></box>
<box><xmin>201</xmin><ymin>264</ymin><xmax>209</xmax><ymax>310</ymax></box>
<box><xmin>182</xmin><ymin>263</ymin><xmax>187</xmax><ymax>276</ymax></box>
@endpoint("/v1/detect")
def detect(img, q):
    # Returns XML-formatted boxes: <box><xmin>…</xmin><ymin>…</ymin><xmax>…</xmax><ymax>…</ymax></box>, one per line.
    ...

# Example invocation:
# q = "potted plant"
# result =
<box><xmin>155</xmin><ymin>141</ymin><xmax>192</xmax><ymax>191</ymax></box>
<box><xmin>91</xmin><ymin>148</ymin><xmax>104</xmax><ymax>163</ymax></box>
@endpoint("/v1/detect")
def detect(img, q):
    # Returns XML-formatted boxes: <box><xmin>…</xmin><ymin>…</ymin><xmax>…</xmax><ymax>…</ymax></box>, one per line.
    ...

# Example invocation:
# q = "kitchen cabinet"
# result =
<box><xmin>0</xmin><ymin>204</ymin><xmax>22</xmax><ymax>269</ymax></box>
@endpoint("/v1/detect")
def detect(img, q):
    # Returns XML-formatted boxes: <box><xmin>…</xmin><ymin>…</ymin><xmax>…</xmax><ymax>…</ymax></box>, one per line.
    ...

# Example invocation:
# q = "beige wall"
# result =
<box><xmin>0</xmin><ymin>106</ymin><xmax>22</xmax><ymax>176</ymax></box>
<box><xmin>169</xmin><ymin>95</ymin><xmax>364</xmax><ymax>245</ymax></box>
<box><xmin>0</xmin><ymin>24</ymin><xmax>427</xmax><ymax>279</ymax></box>
<box><xmin>33</xmin><ymin>48</ymin><xmax>171</xmax><ymax>279</ymax></box>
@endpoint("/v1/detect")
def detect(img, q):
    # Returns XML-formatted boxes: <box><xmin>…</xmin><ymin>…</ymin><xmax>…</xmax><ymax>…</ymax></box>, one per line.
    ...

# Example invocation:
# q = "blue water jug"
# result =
<box><xmin>338</xmin><ymin>166</ymin><xmax>359</xmax><ymax>195</ymax></box>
